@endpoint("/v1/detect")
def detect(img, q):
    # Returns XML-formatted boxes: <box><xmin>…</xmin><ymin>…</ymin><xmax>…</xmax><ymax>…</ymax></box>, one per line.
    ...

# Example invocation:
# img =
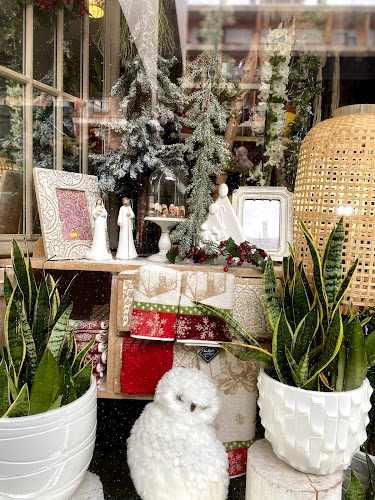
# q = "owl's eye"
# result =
<box><xmin>176</xmin><ymin>395</ymin><xmax>183</xmax><ymax>402</ymax></box>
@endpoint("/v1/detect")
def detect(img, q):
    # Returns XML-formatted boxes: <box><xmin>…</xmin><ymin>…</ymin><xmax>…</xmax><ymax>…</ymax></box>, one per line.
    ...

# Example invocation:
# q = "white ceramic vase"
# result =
<box><xmin>0</xmin><ymin>377</ymin><xmax>97</xmax><ymax>500</ymax></box>
<box><xmin>257</xmin><ymin>370</ymin><xmax>373</xmax><ymax>475</ymax></box>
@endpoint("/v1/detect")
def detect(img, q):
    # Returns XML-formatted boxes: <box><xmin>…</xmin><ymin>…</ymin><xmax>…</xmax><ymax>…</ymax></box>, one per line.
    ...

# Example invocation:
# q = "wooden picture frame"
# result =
<box><xmin>33</xmin><ymin>168</ymin><xmax>102</xmax><ymax>260</ymax></box>
<box><xmin>232</xmin><ymin>186</ymin><xmax>293</xmax><ymax>261</ymax></box>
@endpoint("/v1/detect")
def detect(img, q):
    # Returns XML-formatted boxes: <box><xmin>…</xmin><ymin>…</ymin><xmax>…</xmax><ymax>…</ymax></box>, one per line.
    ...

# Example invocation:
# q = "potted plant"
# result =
<box><xmin>0</xmin><ymin>240</ymin><xmax>97</xmax><ymax>500</ymax></box>
<box><xmin>196</xmin><ymin>218</ymin><xmax>374</xmax><ymax>475</ymax></box>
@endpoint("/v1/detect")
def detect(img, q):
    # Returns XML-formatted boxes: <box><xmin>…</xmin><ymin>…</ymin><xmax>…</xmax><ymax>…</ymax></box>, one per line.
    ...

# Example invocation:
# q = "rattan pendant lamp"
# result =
<box><xmin>293</xmin><ymin>104</ymin><xmax>375</xmax><ymax>310</ymax></box>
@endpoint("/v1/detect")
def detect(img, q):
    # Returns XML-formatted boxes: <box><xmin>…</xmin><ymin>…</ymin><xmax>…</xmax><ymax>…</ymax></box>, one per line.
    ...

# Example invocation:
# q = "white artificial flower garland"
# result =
<box><xmin>256</xmin><ymin>28</ymin><xmax>292</xmax><ymax>182</ymax></box>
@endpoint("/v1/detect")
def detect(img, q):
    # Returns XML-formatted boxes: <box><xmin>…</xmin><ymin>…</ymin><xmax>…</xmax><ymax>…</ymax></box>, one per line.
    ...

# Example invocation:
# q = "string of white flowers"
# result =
<box><xmin>255</xmin><ymin>28</ymin><xmax>292</xmax><ymax>184</ymax></box>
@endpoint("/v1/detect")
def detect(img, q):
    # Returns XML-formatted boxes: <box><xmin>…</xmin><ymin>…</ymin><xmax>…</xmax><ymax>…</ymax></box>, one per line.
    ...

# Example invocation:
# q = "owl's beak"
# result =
<box><xmin>190</xmin><ymin>403</ymin><xmax>197</xmax><ymax>412</ymax></box>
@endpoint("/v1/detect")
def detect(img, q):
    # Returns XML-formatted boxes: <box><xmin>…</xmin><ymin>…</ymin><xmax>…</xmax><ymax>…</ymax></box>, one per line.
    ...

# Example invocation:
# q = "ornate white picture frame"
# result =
<box><xmin>33</xmin><ymin>168</ymin><xmax>102</xmax><ymax>260</ymax></box>
<box><xmin>232</xmin><ymin>186</ymin><xmax>293</xmax><ymax>261</ymax></box>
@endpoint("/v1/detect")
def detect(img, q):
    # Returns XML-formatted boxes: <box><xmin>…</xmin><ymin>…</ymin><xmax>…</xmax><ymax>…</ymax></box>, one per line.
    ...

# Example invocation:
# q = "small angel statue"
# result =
<box><xmin>86</xmin><ymin>198</ymin><xmax>113</xmax><ymax>260</ymax></box>
<box><xmin>116</xmin><ymin>197</ymin><xmax>137</xmax><ymax>260</ymax></box>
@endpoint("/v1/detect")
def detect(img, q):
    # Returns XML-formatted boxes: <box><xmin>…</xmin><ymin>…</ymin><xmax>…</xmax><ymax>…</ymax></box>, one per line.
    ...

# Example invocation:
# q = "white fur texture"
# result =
<box><xmin>127</xmin><ymin>367</ymin><xmax>229</xmax><ymax>500</ymax></box>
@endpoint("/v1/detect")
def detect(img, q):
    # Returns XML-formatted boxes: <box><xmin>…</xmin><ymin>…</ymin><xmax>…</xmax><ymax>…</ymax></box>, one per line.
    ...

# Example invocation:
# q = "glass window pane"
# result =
<box><xmin>34</xmin><ymin>19</ymin><xmax>55</xmax><ymax>85</ymax></box>
<box><xmin>33</xmin><ymin>90</ymin><xmax>55</xmax><ymax>169</ymax></box>
<box><xmin>63</xmin><ymin>99</ymin><xmax>81</xmax><ymax>172</ymax></box>
<box><xmin>0</xmin><ymin>77</ymin><xmax>24</xmax><ymax>234</ymax></box>
<box><xmin>64</xmin><ymin>16</ymin><xmax>82</xmax><ymax>96</ymax></box>
<box><xmin>0</xmin><ymin>2</ymin><xmax>23</xmax><ymax>73</ymax></box>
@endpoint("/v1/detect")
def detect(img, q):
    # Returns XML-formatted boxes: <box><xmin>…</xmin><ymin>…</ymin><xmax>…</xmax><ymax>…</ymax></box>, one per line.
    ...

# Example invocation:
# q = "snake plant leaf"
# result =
<box><xmin>366</xmin><ymin>454</ymin><xmax>375</xmax><ymax>497</ymax></box>
<box><xmin>343</xmin><ymin>317</ymin><xmax>367</xmax><ymax>391</ymax></box>
<box><xmin>263</xmin><ymin>257</ymin><xmax>282</xmax><ymax>331</ymax></box>
<box><xmin>299</xmin><ymin>219</ymin><xmax>329</xmax><ymax>329</ymax></box>
<box><xmin>45</xmin><ymin>274</ymin><xmax>60</xmax><ymax>319</ymax></box>
<box><xmin>365</xmin><ymin>331</ymin><xmax>375</xmax><ymax>368</ymax></box>
<box><xmin>292</xmin><ymin>305</ymin><xmax>319</xmax><ymax>365</ymax></box>
<box><xmin>11</xmin><ymin>240</ymin><xmax>34</xmax><ymax>321</ymax></box>
<box><xmin>283</xmin><ymin>281</ymin><xmax>294</xmax><ymax>332</ymax></box>
<box><xmin>322</xmin><ymin>223</ymin><xmax>335</xmax><ymax>269</ymax></box>
<box><xmin>335</xmin><ymin>343</ymin><xmax>346</xmax><ymax>392</ymax></box>
<box><xmin>285</xmin><ymin>347</ymin><xmax>301</xmax><ymax>387</ymax></box>
<box><xmin>30</xmin><ymin>349</ymin><xmax>59</xmax><ymax>415</ymax></box>
<box><xmin>2</xmin><ymin>384</ymin><xmax>29</xmax><ymax>418</ymax></box>
<box><xmin>27</xmin><ymin>251</ymin><xmax>37</xmax><ymax>321</ymax></box>
<box><xmin>4</xmin><ymin>288</ymin><xmax>25</xmax><ymax>383</ymax></box>
<box><xmin>330</xmin><ymin>258</ymin><xmax>359</xmax><ymax>318</ymax></box>
<box><xmin>16</xmin><ymin>302</ymin><xmax>37</xmax><ymax>383</ymax></box>
<box><xmin>221</xmin><ymin>342</ymin><xmax>274</xmax><ymax>372</ymax></box>
<box><xmin>46</xmin><ymin>304</ymin><xmax>73</xmax><ymax>361</ymax></box>
<box><xmin>272</xmin><ymin>312</ymin><xmax>293</xmax><ymax>385</ymax></box>
<box><xmin>0</xmin><ymin>358</ymin><xmax>10</xmax><ymax>417</ymax></box>
<box><xmin>32</xmin><ymin>274</ymin><xmax>51</xmax><ymax>359</ymax></box>
<box><xmin>296</xmin><ymin>350</ymin><xmax>310</xmax><ymax>386</ymax></box>
<box><xmin>292</xmin><ymin>264</ymin><xmax>311</xmax><ymax>329</ymax></box>
<box><xmin>72</xmin><ymin>338</ymin><xmax>95</xmax><ymax>375</ymax></box>
<box><xmin>304</xmin><ymin>307</ymin><xmax>343</xmax><ymax>387</ymax></box>
<box><xmin>58</xmin><ymin>358</ymin><xmax>73</xmax><ymax>405</ymax></box>
<box><xmin>53</xmin><ymin>274</ymin><xmax>78</xmax><ymax>326</ymax></box>
<box><xmin>193</xmin><ymin>302</ymin><xmax>262</xmax><ymax>348</ymax></box>
<box><xmin>282</xmin><ymin>256</ymin><xmax>289</xmax><ymax>285</ymax></box>
<box><xmin>48</xmin><ymin>395</ymin><xmax>63</xmax><ymax>412</ymax></box>
<box><xmin>73</xmin><ymin>359</ymin><xmax>93</xmax><ymax>399</ymax></box>
<box><xmin>344</xmin><ymin>470</ymin><xmax>366</xmax><ymax>500</ymax></box>
<box><xmin>7</xmin><ymin>370</ymin><xmax>18</xmax><ymax>401</ymax></box>
<box><xmin>3</xmin><ymin>271</ymin><xmax>13</xmax><ymax>307</ymax></box>
<box><xmin>298</xmin><ymin>262</ymin><xmax>314</xmax><ymax>307</ymax></box>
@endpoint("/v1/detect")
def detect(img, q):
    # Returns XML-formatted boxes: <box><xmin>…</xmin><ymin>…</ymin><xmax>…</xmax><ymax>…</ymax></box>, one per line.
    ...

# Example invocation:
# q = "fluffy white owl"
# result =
<box><xmin>127</xmin><ymin>367</ymin><xmax>229</xmax><ymax>500</ymax></box>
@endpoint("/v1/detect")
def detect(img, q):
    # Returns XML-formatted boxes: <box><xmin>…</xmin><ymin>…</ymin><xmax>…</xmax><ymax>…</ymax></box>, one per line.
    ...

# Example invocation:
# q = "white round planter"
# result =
<box><xmin>0</xmin><ymin>377</ymin><xmax>97</xmax><ymax>500</ymax></box>
<box><xmin>257</xmin><ymin>370</ymin><xmax>373</xmax><ymax>475</ymax></box>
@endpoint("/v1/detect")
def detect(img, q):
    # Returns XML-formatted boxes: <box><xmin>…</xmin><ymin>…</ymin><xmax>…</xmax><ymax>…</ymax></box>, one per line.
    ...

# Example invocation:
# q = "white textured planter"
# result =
<box><xmin>0</xmin><ymin>377</ymin><xmax>97</xmax><ymax>500</ymax></box>
<box><xmin>258</xmin><ymin>370</ymin><xmax>373</xmax><ymax>475</ymax></box>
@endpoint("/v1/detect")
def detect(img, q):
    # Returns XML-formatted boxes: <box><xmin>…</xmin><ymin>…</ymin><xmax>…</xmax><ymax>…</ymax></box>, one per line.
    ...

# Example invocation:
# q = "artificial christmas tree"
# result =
<box><xmin>91</xmin><ymin>55</ymin><xmax>186</xmax><ymax>254</ymax></box>
<box><xmin>171</xmin><ymin>53</ymin><xmax>232</xmax><ymax>256</ymax></box>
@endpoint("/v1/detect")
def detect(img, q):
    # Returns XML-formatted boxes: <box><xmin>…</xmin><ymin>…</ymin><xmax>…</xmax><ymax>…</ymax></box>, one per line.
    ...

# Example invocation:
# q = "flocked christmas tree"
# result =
<box><xmin>171</xmin><ymin>53</ymin><xmax>231</xmax><ymax>256</ymax></box>
<box><xmin>92</xmin><ymin>54</ymin><xmax>186</xmax><ymax>191</ymax></box>
<box><xmin>91</xmin><ymin>54</ymin><xmax>187</xmax><ymax>252</ymax></box>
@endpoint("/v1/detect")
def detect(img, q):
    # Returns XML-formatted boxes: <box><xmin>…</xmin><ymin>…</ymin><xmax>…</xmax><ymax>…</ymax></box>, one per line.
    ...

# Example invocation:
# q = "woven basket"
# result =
<box><xmin>293</xmin><ymin>107</ymin><xmax>375</xmax><ymax>310</ymax></box>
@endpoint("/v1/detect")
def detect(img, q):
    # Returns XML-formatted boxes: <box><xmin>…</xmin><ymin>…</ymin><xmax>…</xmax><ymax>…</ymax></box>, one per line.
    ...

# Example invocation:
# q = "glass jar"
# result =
<box><xmin>147</xmin><ymin>170</ymin><xmax>186</xmax><ymax>219</ymax></box>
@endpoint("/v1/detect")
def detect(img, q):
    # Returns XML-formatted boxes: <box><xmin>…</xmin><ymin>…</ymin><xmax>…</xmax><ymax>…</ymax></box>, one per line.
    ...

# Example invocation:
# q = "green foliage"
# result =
<box><xmin>171</xmin><ymin>53</ymin><xmax>232</xmax><ymax>256</ymax></box>
<box><xmin>0</xmin><ymin>240</ymin><xmax>93</xmax><ymax>418</ymax></box>
<box><xmin>345</xmin><ymin>455</ymin><xmax>375</xmax><ymax>500</ymax></box>
<box><xmin>284</xmin><ymin>54</ymin><xmax>324</xmax><ymax>191</ymax></box>
<box><xmin>195</xmin><ymin>218</ymin><xmax>373</xmax><ymax>392</ymax></box>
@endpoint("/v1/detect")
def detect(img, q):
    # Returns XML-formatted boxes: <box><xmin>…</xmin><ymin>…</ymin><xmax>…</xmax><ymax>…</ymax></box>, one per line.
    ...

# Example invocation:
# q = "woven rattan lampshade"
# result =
<box><xmin>293</xmin><ymin>106</ymin><xmax>375</xmax><ymax>310</ymax></box>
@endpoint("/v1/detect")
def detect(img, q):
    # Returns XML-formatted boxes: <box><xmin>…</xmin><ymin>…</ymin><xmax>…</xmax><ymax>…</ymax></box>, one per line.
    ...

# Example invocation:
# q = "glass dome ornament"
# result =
<box><xmin>145</xmin><ymin>170</ymin><xmax>187</xmax><ymax>262</ymax></box>
<box><xmin>147</xmin><ymin>170</ymin><xmax>186</xmax><ymax>219</ymax></box>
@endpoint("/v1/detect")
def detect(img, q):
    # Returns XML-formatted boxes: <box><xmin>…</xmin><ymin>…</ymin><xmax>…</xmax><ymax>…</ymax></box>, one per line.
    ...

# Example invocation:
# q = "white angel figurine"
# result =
<box><xmin>116</xmin><ymin>197</ymin><xmax>137</xmax><ymax>260</ymax></box>
<box><xmin>86</xmin><ymin>198</ymin><xmax>113</xmax><ymax>260</ymax></box>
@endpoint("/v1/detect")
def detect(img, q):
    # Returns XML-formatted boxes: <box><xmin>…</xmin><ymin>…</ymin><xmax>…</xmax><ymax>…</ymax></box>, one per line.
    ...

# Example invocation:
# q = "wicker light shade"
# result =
<box><xmin>293</xmin><ymin>106</ymin><xmax>375</xmax><ymax>310</ymax></box>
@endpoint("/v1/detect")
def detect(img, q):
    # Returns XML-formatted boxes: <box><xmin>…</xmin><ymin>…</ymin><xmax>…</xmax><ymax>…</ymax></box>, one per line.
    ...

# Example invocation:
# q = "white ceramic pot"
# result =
<box><xmin>0</xmin><ymin>377</ymin><xmax>97</xmax><ymax>500</ymax></box>
<box><xmin>257</xmin><ymin>370</ymin><xmax>373</xmax><ymax>475</ymax></box>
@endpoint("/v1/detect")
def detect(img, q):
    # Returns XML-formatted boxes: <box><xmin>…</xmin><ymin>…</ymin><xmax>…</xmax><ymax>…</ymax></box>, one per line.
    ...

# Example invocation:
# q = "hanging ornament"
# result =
<box><xmin>89</xmin><ymin>0</ymin><xmax>105</xmax><ymax>19</ymax></box>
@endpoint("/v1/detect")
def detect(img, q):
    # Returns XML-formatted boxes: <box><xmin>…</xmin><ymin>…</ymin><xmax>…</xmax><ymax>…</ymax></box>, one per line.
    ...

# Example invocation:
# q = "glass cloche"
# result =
<box><xmin>147</xmin><ymin>170</ymin><xmax>187</xmax><ymax>219</ymax></box>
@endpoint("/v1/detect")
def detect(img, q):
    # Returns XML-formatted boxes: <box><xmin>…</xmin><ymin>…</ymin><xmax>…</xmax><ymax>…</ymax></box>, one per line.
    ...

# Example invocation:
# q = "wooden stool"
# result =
<box><xmin>246</xmin><ymin>440</ymin><xmax>344</xmax><ymax>500</ymax></box>
<box><xmin>70</xmin><ymin>471</ymin><xmax>104</xmax><ymax>500</ymax></box>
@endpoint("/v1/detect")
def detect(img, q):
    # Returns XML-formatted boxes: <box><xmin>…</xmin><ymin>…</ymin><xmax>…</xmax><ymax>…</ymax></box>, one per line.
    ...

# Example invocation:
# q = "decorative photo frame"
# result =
<box><xmin>33</xmin><ymin>168</ymin><xmax>102</xmax><ymax>260</ymax></box>
<box><xmin>231</xmin><ymin>186</ymin><xmax>293</xmax><ymax>261</ymax></box>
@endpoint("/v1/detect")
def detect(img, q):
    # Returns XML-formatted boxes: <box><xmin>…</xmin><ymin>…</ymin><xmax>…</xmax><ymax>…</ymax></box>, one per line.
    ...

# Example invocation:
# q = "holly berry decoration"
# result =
<box><xmin>15</xmin><ymin>0</ymin><xmax>89</xmax><ymax>24</ymax></box>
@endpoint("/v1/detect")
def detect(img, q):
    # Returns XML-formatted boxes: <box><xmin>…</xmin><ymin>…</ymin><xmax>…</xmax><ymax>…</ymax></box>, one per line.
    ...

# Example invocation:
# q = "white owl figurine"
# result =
<box><xmin>127</xmin><ymin>367</ymin><xmax>229</xmax><ymax>500</ymax></box>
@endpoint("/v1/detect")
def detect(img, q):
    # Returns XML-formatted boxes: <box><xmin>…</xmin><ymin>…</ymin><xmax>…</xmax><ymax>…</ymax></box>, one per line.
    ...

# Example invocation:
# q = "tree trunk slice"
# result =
<box><xmin>246</xmin><ymin>440</ymin><xmax>344</xmax><ymax>500</ymax></box>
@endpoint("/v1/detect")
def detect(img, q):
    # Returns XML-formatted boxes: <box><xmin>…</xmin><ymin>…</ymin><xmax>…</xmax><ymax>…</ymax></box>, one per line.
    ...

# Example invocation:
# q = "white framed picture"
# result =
<box><xmin>232</xmin><ymin>186</ymin><xmax>293</xmax><ymax>261</ymax></box>
<box><xmin>33</xmin><ymin>168</ymin><xmax>102</xmax><ymax>260</ymax></box>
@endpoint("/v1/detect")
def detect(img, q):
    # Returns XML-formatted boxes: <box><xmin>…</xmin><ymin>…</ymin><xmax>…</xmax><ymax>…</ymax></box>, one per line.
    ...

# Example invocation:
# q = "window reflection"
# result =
<box><xmin>0</xmin><ymin>77</ymin><xmax>24</xmax><ymax>234</ymax></box>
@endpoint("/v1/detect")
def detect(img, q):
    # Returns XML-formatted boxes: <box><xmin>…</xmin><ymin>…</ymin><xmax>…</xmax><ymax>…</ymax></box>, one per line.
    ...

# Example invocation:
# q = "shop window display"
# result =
<box><xmin>1</xmin><ymin>1</ymin><xmax>375</xmax><ymax>499</ymax></box>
